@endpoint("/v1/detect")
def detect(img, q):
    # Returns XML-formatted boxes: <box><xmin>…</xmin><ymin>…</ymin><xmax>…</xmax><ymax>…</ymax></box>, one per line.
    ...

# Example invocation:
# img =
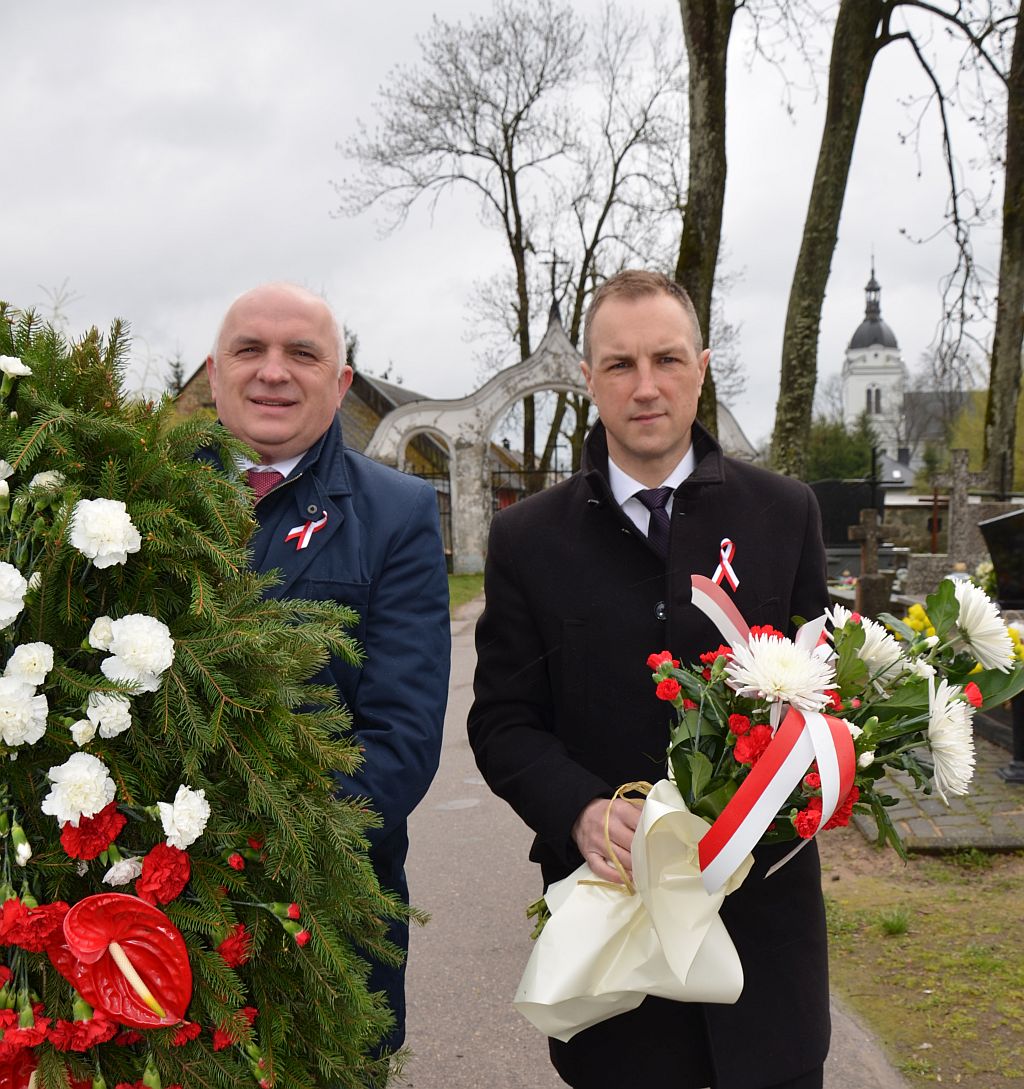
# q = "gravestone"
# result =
<box><xmin>978</xmin><ymin>509</ymin><xmax>1024</xmax><ymax>784</ymax></box>
<box><xmin>848</xmin><ymin>508</ymin><xmax>893</xmax><ymax>618</ymax></box>
<box><xmin>903</xmin><ymin>450</ymin><xmax>1017</xmax><ymax>597</ymax></box>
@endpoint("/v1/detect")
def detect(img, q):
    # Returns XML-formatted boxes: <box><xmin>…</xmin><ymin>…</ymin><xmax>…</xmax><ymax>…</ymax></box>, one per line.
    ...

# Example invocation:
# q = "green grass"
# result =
<box><xmin>821</xmin><ymin>831</ymin><xmax>1024</xmax><ymax>1087</ymax></box>
<box><xmin>448</xmin><ymin>573</ymin><xmax>484</xmax><ymax>615</ymax></box>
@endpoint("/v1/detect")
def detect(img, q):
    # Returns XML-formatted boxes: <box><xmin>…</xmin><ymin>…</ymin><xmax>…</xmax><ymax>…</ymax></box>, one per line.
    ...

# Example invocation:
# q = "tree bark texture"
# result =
<box><xmin>983</xmin><ymin>12</ymin><xmax>1024</xmax><ymax>497</ymax></box>
<box><xmin>771</xmin><ymin>0</ymin><xmax>887</xmax><ymax>478</ymax></box>
<box><xmin>676</xmin><ymin>0</ymin><xmax>737</xmax><ymax>437</ymax></box>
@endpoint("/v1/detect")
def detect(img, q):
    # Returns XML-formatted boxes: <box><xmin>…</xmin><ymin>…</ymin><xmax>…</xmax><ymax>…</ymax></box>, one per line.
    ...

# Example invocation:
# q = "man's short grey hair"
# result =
<box><xmin>582</xmin><ymin>270</ymin><xmax>704</xmax><ymax>361</ymax></box>
<box><xmin>210</xmin><ymin>282</ymin><xmax>346</xmax><ymax>374</ymax></box>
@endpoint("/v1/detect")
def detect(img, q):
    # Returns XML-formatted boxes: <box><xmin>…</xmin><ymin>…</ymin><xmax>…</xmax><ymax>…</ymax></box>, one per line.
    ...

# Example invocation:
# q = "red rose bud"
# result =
<box><xmin>655</xmin><ymin>678</ymin><xmax>681</xmax><ymax>702</ymax></box>
<box><xmin>964</xmin><ymin>682</ymin><xmax>983</xmax><ymax>708</ymax></box>
<box><xmin>227</xmin><ymin>853</ymin><xmax>245</xmax><ymax>871</ymax></box>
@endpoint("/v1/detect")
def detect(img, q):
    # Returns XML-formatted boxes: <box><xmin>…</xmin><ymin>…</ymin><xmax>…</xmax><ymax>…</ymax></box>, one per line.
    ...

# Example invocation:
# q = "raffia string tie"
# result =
<box><xmin>577</xmin><ymin>781</ymin><xmax>653</xmax><ymax>896</ymax></box>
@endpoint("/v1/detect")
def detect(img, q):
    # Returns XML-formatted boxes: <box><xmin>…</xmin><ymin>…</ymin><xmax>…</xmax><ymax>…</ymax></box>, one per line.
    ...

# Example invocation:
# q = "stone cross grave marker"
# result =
<box><xmin>849</xmin><ymin>507</ymin><xmax>893</xmax><ymax>615</ymax></box>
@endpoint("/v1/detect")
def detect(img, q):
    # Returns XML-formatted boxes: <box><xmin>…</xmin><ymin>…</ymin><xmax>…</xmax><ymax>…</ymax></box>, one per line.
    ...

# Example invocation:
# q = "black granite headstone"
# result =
<box><xmin>811</xmin><ymin>480</ymin><xmax>880</xmax><ymax>549</ymax></box>
<box><xmin>978</xmin><ymin>509</ymin><xmax>1024</xmax><ymax>609</ymax></box>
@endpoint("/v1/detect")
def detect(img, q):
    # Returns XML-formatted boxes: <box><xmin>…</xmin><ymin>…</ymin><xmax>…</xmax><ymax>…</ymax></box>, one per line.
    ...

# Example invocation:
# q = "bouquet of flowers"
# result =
<box><xmin>514</xmin><ymin>572</ymin><xmax>1024</xmax><ymax>1042</ymax></box>
<box><xmin>652</xmin><ymin>574</ymin><xmax>1024</xmax><ymax>868</ymax></box>
<box><xmin>0</xmin><ymin>306</ymin><xmax>401</xmax><ymax>1089</ymax></box>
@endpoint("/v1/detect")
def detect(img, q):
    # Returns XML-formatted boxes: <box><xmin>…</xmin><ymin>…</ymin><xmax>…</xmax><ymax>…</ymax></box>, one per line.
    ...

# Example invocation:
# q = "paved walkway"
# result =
<box><xmin>399</xmin><ymin>594</ymin><xmax>1022</xmax><ymax>1088</ymax></box>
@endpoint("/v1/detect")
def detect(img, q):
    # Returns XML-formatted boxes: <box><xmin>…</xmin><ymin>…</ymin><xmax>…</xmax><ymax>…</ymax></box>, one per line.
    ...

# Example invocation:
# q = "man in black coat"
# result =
<box><xmin>468</xmin><ymin>271</ymin><xmax>830</xmax><ymax>1089</ymax></box>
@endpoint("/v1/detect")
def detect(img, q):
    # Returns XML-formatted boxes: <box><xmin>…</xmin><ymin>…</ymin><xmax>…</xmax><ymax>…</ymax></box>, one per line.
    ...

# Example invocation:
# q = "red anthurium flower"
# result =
<box><xmin>0</xmin><ymin>1048</ymin><xmax>37</xmax><ymax>1089</ymax></box>
<box><xmin>49</xmin><ymin>893</ymin><xmax>192</xmax><ymax>1029</ymax></box>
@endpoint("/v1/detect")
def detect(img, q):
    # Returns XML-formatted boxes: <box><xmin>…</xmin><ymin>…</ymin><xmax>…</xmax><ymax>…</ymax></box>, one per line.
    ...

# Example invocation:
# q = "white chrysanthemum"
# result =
<box><xmin>0</xmin><ymin>355</ymin><xmax>31</xmax><ymax>377</ymax></box>
<box><xmin>86</xmin><ymin>692</ymin><xmax>132</xmax><ymax>739</ymax></box>
<box><xmin>828</xmin><ymin>604</ymin><xmax>906</xmax><ymax>682</ymax></box>
<box><xmin>87</xmin><ymin>615</ymin><xmax>114</xmax><ymax>651</ymax></box>
<box><xmin>158</xmin><ymin>784</ymin><xmax>211</xmax><ymax>849</ymax></box>
<box><xmin>0</xmin><ymin>676</ymin><xmax>48</xmax><ymax>747</ymax></box>
<box><xmin>41</xmin><ymin>751</ymin><xmax>116</xmax><ymax>827</ymax></box>
<box><xmin>5</xmin><ymin>642</ymin><xmax>54</xmax><ymax>685</ymax></box>
<box><xmin>70</xmin><ymin>718</ymin><xmax>97</xmax><ymax>746</ymax></box>
<box><xmin>0</xmin><ymin>562</ymin><xmax>28</xmax><ymax>630</ymax></box>
<box><xmin>99</xmin><ymin>614</ymin><xmax>175</xmax><ymax>693</ymax></box>
<box><xmin>69</xmin><ymin>498</ymin><xmax>142</xmax><ymax>569</ymax></box>
<box><xmin>928</xmin><ymin>678</ymin><xmax>976</xmax><ymax>804</ymax></box>
<box><xmin>953</xmin><ymin>580</ymin><xmax>1014</xmax><ymax>671</ymax></box>
<box><xmin>725</xmin><ymin>633</ymin><xmax>836</xmax><ymax>714</ymax></box>
<box><xmin>103</xmin><ymin>856</ymin><xmax>144</xmax><ymax>886</ymax></box>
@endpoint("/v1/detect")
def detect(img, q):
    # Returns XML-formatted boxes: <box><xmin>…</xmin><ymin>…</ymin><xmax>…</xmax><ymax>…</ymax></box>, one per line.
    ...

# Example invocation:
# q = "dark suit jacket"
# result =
<box><xmin>213</xmin><ymin>416</ymin><xmax>450</xmax><ymax>1046</ymax></box>
<box><xmin>469</xmin><ymin>421</ymin><xmax>831</xmax><ymax>1089</ymax></box>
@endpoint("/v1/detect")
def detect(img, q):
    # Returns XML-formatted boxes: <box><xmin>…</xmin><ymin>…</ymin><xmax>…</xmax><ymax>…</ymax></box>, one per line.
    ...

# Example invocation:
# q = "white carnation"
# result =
<box><xmin>87</xmin><ymin>615</ymin><xmax>114</xmax><ymax>651</ymax></box>
<box><xmin>71</xmin><ymin>718</ymin><xmax>97</xmax><ymax>746</ymax></box>
<box><xmin>99</xmin><ymin>614</ymin><xmax>175</xmax><ymax>693</ymax></box>
<box><xmin>158</xmin><ymin>784</ymin><xmax>211</xmax><ymax>849</ymax></box>
<box><xmin>28</xmin><ymin>470</ymin><xmax>64</xmax><ymax>492</ymax></box>
<box><xmin>15</xmin><ymin>839</ymin><xmax>32</xmax><ymax>866</ymax></box>
<box><xmin>858</xmin><ymin>751</ymin><xmax>876</xmax><ymax>769</ymax></box>
<box><xmin>86</xmin><ymin>691</ymin><xmax>132</xmax><ymax>739</ymax></box>
<box><xmin>0</xmin><ymin>562</ymin><xmax>28</xmax><ymax>630</ymax></box>
<box><xmin>103</xmin><ymin>856</ymin><xmax>144</xmax><ymax>886</ymax></box>
<box><xmin>5</xmin><ymin>642</ymin><xmax>54</xmax><ymax>685</ymax></box>
<box><xmin>0</xmin><ymin>355</ymin><xmax>31</xmax><ymax>377</ymax></box>
<box><xmin>0</xmin><ymin>676</ymin><xmax>48</xmax><ymax>747</ymax></box>
<box><xmin>69</xmin><ymin>498</ymin><xmax>142</xmax><ymax>569</ymax></box>
<box><xmin>41</xmin><ymin>751</ymin><xmax>116</xmax><ymax>827</ymax></box>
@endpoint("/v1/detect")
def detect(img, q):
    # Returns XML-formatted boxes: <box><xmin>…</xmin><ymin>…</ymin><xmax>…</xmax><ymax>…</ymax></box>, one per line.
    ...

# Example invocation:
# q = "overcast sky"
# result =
<box><xmin>1</xmin><ymin>1</ymin><xmax>1007</xmax><ymax>448</ymax></box>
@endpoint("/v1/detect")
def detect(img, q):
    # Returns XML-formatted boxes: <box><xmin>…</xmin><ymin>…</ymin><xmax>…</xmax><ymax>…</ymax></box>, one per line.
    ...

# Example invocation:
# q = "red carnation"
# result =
<box><xmin>217</xmin><ymin>923</ymin><xmax>252</xmax><ymax>968</ymax></box>
<box><xmin>824</xmin><ymin>689</ymin><xmax>843</xmax><ymax>711</ymax></box>
<box><xmin>794</xmin><ymin>797</ymin><xmax>823</xmax><ymax>839</ymax></box>
<box><xmin>682</xmin><ymin>698</ymin><xmax>697</xmax><ymax>710</ymax></box>
<box><xmin>59</xmin><ymin>801</ymin><xmax>126</xmax><ymax>861</ymax></box>
<box><xmin>228</xmin><ymin>852</ymin><xmax>246</xmax><ymax>871</ymax></box>
<box><xmin>173</xmin><ymin>1020</ymin><xmax>202</xmax><ymax>1046</ymax></box>
<box><xmin>294</xmin><ymin>929</ymin><xmax>311</xmax><ymax>947</ymax></box>
<box><xmin>646</xmin><ymin>650</ymin><xmax>679</xmax><ymax>671</ymax></box>
<box><xmin>135</xmin><ymin>843</ymin><xmax>190</xmax><ymax>905</ymax></box>
<box><xmin>212</xmin><ymin>1028</ymin><xmax>234</xmax><ymax>1051</ymax></box>
<box><xmin>733</xmin><ymin>723</ymin><xmax>773</xmax><ymax>766</ymax></box>
<box><xmin>824</xmin><ymin>786</ymin><xmax>861</xmax><ymax>831</ymax></box>
<box><xmin>0</xmin><ymin>899</ymin><xmax>69</xmax><ymax>952</ymax></box>
<box><xmin>0</xmin><ymin>966</ymin><xmax>10</xmax><ymax>987</ymax></box>
<box><xmin>287</xmin><ymin>903</ymin><xmax>301</xmax><ymax>920</ymax></box>
<box><xmin>114</xmin><ymin>1030</ymin><xmax>143</xmax><ymax>1046</ymax></box>
<box><xmin>655</xmin><ymin>678</ymin><xmax>681</xmax><ymax>702</ymax></box>
<box><xmin>727</xmin><ymin>713</ymin><xmax>751</xmax><ymax>737</ymax></box>
<box><xmin>749</xmin><ymin>624</ymin><xmax>784</xmax><ymax>639</ymax></box>
<box><xmin>699</xmin><ymin>644</ymin><xmax>732</xmax><ymax>665</ymax></box>
<box><xmin>964</xmin><ymin>682</ymin><xmax>983</xmax><ymax>708</ymax></box>
<box><xmin>803</xmin><ymin>770</ymin><xmax>822</xmax><ymax>790</ymax></box>
<box><xmin>47</xmin><ymin>1015</ymin><xmax>118</xmax><ymax>1051</ymax></box>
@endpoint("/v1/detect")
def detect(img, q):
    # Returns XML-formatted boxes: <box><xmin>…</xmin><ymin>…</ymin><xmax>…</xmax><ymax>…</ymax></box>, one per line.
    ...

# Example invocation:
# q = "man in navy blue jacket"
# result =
<box><xmin>204</xmin><ymin>282</ymin><xmax>450</xmax><ymax>1049</ymax></box>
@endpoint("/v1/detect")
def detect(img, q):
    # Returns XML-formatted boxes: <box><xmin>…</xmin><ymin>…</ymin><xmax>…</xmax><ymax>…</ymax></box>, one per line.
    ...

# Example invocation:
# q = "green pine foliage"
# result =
<box><xmin>0</xmin><ymin>303</ymin><xmax>404</xmax><ymax>1089</ymax></box>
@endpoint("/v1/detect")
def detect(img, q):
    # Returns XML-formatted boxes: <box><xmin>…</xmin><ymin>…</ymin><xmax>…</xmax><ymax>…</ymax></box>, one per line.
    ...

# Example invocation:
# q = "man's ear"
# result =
<box><xmin>336</xmin><ymin>364</ymin><xmax>354</xmax><ymax>407</ymax></box>
<box><xmin>580</xmin><ymin>359</ymin><xmax>595</xmax><ymax>400</ymax></box>
<box><xmin>204</xmin><ymin>355</ymin><xmax>218</xmax><ymax>401</ymax></box>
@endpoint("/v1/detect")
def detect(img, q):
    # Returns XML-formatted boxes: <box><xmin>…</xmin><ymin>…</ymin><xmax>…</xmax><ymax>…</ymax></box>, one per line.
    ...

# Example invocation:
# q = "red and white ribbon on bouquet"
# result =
<box><xmin>688</xmin><ymin>574</ymin><xmax>856</xmax><ymax>895</ymax></box>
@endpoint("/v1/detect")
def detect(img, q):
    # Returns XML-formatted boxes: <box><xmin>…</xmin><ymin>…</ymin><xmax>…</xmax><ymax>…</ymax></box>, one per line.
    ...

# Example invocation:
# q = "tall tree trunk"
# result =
<box><xmin>984</xmin><ymin>13</ymin><xmax>1024</xmax><ymax>497</ymax></box>
<box><xmin>771</xmin><ymin>0</ymin><xmax>886</xmax><ymax>477</ymax></box>
<box><xmin>675</xmin><ymin>0</ymin><xmax>737</xmax><ymax>437</ymax></box>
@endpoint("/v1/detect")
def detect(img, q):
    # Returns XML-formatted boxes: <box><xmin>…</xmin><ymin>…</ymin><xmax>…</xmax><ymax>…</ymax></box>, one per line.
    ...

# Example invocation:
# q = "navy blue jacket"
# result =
<box><xmin>221</xmin><ymin>416</ymin><xmax>450</xmax><ymax>1045</ymax></box>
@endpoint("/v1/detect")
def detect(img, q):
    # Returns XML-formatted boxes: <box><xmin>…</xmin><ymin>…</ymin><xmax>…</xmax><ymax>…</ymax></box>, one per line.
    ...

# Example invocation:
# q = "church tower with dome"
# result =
<box><xmin>841</xmin><ymin>265</ymin><xmax>908</xmax><ymax>460</ymax></box>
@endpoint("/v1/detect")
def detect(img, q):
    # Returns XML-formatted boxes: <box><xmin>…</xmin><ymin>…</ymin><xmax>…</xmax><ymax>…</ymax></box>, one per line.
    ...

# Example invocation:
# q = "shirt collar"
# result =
<box><xmin>237</xmin><ymin>451</ymin><xmax>306</xmax><ymax>478</ymax></box>
<box><xmin>607</xmin><ymin>447</ymin><xmax>697</xmax><ymax>508</ymax></box>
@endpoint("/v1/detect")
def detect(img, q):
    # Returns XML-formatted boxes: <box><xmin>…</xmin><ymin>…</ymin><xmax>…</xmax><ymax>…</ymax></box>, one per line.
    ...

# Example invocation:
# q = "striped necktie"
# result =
<box><xmin>634</xmin><ymin>486</ymin><xmax>672</xmax><ymax>558</ymax></box>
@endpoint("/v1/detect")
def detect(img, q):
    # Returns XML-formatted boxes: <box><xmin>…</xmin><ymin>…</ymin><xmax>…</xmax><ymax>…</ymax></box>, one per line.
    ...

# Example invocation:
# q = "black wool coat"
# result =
<box><xmin>469</xmin><ymin>421</ymin><xmax>832</xmax><ymax>1089</ymax></box>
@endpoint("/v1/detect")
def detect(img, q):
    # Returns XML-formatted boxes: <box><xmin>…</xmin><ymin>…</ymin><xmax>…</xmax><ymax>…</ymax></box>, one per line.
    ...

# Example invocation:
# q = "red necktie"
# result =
<box><xmin>246</xmin><ymin>468</ymin><xmax>284</xmax><ymax>501</ymax></box>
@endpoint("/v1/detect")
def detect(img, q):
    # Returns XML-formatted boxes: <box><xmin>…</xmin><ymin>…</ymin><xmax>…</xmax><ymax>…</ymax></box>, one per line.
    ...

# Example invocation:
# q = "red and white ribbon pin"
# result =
<box><xmin>711</xmin><ymin>538</ymin><xmax>739</xmax><ymax>590</ymax></box>
<box><xmin>284</xmin><ymin>511</ymin><xmax>328</xmax><ymax>550</ymax></box>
